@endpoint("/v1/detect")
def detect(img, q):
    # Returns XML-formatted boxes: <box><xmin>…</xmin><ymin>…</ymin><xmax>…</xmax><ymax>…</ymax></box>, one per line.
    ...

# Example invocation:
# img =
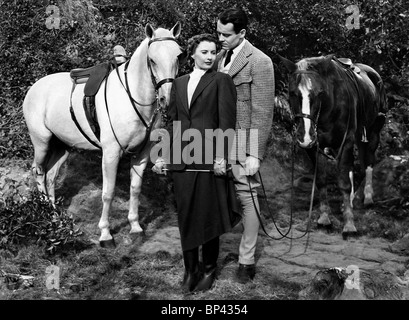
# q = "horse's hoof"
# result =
<box><xmin>364</xmin><ymin>198</ymin><xmax>374</xmax><ymax>207</ymax></box>
<box><xmin>100</xmin><ymin>238</ymin><xmax>116</xmax><ymax>248</ymax></box>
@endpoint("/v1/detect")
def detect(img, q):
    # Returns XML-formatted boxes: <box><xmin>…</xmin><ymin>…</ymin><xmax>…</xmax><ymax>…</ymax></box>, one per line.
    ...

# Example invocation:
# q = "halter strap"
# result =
<box><xmin>146</xmin><ymin>37</ymin><xmax>179</xmax><ymax>91</ymax></box>
<box><xmin>294</xmin><ymin>112</ymin><xmax>316</xmax><ymax>122</ymax></box>
<box><xmin>148</xmin><ymin>37</ymin><xmax>178</xmax><ymax>46</ymax></box>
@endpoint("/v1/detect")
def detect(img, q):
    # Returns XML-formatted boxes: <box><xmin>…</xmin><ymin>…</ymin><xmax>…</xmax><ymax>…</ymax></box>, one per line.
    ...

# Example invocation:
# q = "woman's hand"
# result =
<box><xmin>152</xmin><ymin>158</ymin><xmax>167</xmax><ymax>175</ymax></box>
<box><xmin>214</xmin><ymin>158</ymin><xmax>226</xmax><ymax>176</ymax></box>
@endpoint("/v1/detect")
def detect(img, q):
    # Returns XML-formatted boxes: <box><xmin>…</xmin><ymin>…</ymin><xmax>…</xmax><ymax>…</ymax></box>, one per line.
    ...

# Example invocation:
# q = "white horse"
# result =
<box><xmin>23</xmin><ymin>22</ymin><xmax>183</xmax><ymax>247</ymax></box>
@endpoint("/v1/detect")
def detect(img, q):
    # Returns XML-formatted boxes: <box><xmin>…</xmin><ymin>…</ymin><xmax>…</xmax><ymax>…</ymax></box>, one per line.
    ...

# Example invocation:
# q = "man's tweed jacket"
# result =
<box><xmin>216</xmin><ymin>40</ymin><xmax>275</xmax><ymax>161</ymax></box>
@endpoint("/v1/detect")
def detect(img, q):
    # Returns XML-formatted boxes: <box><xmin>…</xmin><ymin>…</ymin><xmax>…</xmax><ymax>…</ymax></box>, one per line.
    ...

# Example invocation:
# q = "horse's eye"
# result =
<box><xmin>150</xmin><ymin>59</ymin><xmax>156</xmax><ymax>65</ymax></box>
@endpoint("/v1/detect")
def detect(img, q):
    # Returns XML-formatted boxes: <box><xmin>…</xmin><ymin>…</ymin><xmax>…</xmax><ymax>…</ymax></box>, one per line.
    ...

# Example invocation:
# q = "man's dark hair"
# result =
<box><xmin>218</xmin><ymin>7</ymin><xmax>248</xmax><ymax>34</ymax></box>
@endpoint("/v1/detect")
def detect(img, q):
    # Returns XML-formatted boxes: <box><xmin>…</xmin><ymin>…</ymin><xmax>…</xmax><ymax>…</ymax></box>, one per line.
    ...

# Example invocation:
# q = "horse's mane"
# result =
<box><xmin>294</xmin><ymin>56</ymin><xmax>328</xmax><ymax>92</ymax></box>
<box><xmin>295</xmin><ymin>56</ymin><xmax>350</xmax><ymax>93</ymax></box>
<box><xmin>296</xmin><ymin>56</ymin><xmax>327</xmax><ymax>71</ymax></box>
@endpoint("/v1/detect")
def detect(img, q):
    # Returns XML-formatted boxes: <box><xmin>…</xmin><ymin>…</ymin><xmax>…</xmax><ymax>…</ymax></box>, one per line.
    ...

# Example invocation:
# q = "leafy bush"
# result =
<box><xmin>0</xmin><ymin>0</ymin><xmax>408</xmax><ymax>162</ymax></box>
<box><xmin>0</xmin><ymin>190</ymin><xmax>83</xmax><ymax>254</ymax></box>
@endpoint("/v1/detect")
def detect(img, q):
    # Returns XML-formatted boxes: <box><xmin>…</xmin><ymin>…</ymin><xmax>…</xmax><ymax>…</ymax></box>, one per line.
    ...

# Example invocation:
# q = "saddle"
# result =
<box><xmin>334</xmin><ymin>57</ymin><xmax>361</xmax><ymax>74</ymax></box>
<box><xmin>69</xmin><ymin>60</ymin><xmax>117</xmax><ymax>140</ymax></box>
<box><xmin>333</xmin><ymin>57</ymin><xmax>373</xmax><ymax>142</ymax></box>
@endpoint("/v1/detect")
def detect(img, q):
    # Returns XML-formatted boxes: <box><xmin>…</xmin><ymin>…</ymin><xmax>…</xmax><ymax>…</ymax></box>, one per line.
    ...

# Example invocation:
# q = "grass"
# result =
<box><xmin>1</xmin><ymin>125</ymin><xmax>409</xmax><ymax>301</ymax></box>
<box><xmin>0</xmin><ymin>240</ymin><xmax>301</xmax><ymax>300</ymax></box>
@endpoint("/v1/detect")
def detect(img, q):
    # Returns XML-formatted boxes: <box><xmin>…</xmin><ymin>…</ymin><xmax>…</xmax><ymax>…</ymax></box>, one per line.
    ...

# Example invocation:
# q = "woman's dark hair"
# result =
<box><xmin>187</xmin><ymin>33</ymin><xmax>220</xmax><ymax>58</ymax></box>
<box><xmin>218</xmin><ymin>7</ymin><xmax>248</xmax><ymax>34</ymax></box>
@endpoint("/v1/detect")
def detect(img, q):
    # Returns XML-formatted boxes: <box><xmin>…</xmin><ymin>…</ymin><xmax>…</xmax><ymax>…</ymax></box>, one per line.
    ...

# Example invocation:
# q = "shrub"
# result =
<box><xmin>0</xmin><ymin>189</ymin><xmax>83</xmax><ymax>254</ymax></box>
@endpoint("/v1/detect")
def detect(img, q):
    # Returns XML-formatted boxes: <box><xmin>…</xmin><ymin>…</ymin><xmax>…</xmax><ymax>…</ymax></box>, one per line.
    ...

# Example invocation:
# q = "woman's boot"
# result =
<box><xmin>181</xmin><ymin>247</ymin><xmax>200</xmax><ymax>293</ymax></box>
<box><xmin>194</xmin><ymin>237</ymin><xmax>219</xmax><ymax>292</ymax></box>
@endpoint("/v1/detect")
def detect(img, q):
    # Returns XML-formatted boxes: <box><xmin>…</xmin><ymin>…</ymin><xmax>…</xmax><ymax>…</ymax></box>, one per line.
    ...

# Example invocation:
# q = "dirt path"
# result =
<box><xmin>2</xmin><ymin>155</ymin><xmax>409</xmax><ymax>299</ymax></box>
<box><xmin>136</xmin><ymin>204</ymin><xmax>409</xmax><ymax>290</ymax></box>
<box><xmin>134</xmin><ymin>158</ymin><xmax>409</xmax><ymax>295</ymax></box>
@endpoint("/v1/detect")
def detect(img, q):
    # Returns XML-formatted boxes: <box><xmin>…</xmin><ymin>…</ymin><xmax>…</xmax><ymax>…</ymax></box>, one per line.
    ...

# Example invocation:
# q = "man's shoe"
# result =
<box><xmin>236</xmin><ymin>263</ymin><xmax>255</xmax><ymax>283</ymax></box>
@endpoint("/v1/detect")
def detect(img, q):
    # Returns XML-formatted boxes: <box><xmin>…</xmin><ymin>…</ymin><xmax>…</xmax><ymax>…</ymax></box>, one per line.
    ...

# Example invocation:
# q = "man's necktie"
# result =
<box><xmin>224</xmin><ymin>49</ymin><xmax>233</xmax><ymax>67</ymax></box>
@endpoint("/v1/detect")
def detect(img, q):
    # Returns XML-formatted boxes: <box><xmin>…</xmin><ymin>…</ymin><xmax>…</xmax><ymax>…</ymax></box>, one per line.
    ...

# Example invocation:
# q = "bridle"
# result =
<box><xmin>105</xmin><ymin>36</ymin><xmax>180</xmax><ymax>155</ymax></box>
<box><xmin>291</xmin><ymin>70</ymin><xmax>322</xmax><ymax>149</ymax></box>
<box><xmin>113</xmin><ymin>37</ymin><xmax>180</xmax><ymax>117</ymax></box>
<box><xmin>146</xmin><ymin>37</ymin><xmax>179</xmax><ymax>91</ymax></box>
<box><xmin>293</xmin><ymin>101</ymin><xmax>322</xmax><ymax>148</ymax></box>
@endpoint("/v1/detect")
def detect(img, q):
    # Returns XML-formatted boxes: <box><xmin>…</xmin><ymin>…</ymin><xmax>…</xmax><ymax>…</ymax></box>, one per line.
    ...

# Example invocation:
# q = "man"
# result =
<box><xmin>216</xmin><ymin>7</ymin><xmax>275</xmax><ymax>283</ymax></box>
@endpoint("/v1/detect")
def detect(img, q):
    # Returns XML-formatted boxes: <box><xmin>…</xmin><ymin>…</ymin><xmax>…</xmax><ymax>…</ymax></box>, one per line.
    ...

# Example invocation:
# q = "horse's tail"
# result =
<box><xmin>377</xmin><ymin>76</ymin><xmax>388</xmax><ymax>115</ymax></box>
<box><xmin>361</xmin><ymin>66</ymin><xmax>388</xmax><ymax>116</ymax></box>
<box><xmin>367</xmin><ymin>70</ymin><xmax>387</xmax><ymax>133</ymax></box>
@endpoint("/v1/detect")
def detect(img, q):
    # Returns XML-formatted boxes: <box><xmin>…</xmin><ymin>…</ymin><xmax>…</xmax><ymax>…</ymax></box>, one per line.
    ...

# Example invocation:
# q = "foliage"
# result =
<box><xmin>0</xmin><ymin>189</ymin><xmax>83</xmax><ymax>254</ymax></box>
<box><xmin>0</xmin><ymin>0</ymin><xmax>408</xmax><ymax>161</ymax></box>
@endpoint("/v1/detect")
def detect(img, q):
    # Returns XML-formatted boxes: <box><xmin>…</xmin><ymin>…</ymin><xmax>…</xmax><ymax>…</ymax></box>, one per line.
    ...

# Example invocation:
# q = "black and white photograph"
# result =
<box><xmin>0</xmin><ymin>0</ymin><xmax>408</xmax><ymax>308</ymax></box>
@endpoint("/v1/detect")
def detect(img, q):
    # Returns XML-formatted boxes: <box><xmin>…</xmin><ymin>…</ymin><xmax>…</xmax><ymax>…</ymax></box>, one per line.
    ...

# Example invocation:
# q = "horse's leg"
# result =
<box><xmin>30</xmin><ymin>131</ymin><xmax>52</xmax><ymax>198</ymax></box>
<box><xmin>359</xmin><ymin>115</ymin><xmax>385</xmax><ymax>206</ymax></box>
<box><xmin>98</xmin><ymin>147</ymin><xmax>121</xmax><ymax>247</ymax></box>
<box><xmin>338</xmin><ymin>140</ymin><xmax>357</xmax><ymax>237</ymax></box>
<box><xmin>128</xmin><ymin>157</ymin><xmax>147</xmax><ymax>236</ymax></box>
<box><xmin>44</xmin><ymin>137</ymin><xmax>69</xmax><ymax>204</ymax></box>
<box><xmin>306</xmin><ymin>148</ymin><xmax>332</xmax><ymax>228</ymax></box>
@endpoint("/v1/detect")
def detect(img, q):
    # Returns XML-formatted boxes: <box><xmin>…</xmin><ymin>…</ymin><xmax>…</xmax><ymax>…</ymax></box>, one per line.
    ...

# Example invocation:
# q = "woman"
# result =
<box><xmin>153</xmin><ymin>34</ymin><xmax>239</xmax><ymax>293</ymax></box>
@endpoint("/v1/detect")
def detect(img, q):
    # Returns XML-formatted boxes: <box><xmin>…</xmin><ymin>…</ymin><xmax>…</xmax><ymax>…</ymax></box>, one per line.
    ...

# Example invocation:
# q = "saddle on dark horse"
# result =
<box><xmin>333</xmin><ymin>56</ymin><xmax>374</xmax><ymax>142</ymax></box>
<box><xmin>334</xmin><ymin>57</ymin><xmax>361</xmax><ymax>74</ymax></box>
<box><xmin>69</xmin><ymin>58</ymin><xmax>126</xmax><ymax>142</ymax></box>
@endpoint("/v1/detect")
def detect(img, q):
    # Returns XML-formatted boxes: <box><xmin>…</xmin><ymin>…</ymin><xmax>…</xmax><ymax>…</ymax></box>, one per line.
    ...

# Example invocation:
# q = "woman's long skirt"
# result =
<box><xmin>172</xmin><ymin>171</ymin><xmax>240</xmax><ymax>251</ymax></box>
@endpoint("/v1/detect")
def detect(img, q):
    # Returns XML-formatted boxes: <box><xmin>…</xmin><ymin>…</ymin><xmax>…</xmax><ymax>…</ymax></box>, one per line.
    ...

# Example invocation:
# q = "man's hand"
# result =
<box><xmin>243</xmin><ymin>155</ymin><xmax>260</xmax><ymax>176</ymax></box>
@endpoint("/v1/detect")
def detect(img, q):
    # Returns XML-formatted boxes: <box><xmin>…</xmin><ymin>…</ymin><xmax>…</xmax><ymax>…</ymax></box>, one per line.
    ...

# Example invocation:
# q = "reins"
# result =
<box><xmin>248</xmin><ymin>137</ymin><xmax>318</xmax><ymax>242</ymax></box>
<box><xmin>251</xmin><ymin>59</ymin><xmax>361</xmax><ymax>243</ymax></box>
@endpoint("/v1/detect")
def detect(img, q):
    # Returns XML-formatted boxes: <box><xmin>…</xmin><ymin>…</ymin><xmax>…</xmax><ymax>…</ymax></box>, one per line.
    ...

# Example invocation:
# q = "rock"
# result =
<box><xmin>1</xmin><ymin>272</ymin><xmax>35</xmax><ymax>290</ymax></box>
<box><xmin>389</xmin><ymin>233</ymin><xmax>409</xmax><ymax>255</ymax></box>
<box><xmin>299</xmin><ymin>267</ymin><xmax>409</xmax><ymax>300</ymax></box>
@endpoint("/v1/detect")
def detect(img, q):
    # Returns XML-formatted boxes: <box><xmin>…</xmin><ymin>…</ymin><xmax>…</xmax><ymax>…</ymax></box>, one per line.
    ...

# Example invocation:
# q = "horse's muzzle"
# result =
<box><xmin>294</xmin><ymin>126</ymin><xmax>318</xmax><ymax>149</ymax></box>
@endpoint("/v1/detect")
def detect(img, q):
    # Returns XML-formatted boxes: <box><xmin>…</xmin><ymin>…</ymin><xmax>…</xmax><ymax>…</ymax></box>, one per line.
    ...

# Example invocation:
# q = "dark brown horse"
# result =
<box><xmin>279</xmin><ymin>55</ymin><xmax>387</xmax><ymax>238</ymax></box>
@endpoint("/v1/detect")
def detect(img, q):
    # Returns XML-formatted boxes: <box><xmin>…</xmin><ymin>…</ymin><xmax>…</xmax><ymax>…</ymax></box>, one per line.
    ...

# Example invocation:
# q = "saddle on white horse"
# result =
<box><xmin>69</xmin><ymin>59</ymin><xmax>127</xmax><ymax>141</ymax></box>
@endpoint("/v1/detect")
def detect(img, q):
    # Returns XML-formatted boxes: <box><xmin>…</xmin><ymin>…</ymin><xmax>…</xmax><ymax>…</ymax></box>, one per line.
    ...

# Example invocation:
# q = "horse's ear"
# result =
<box><xmin>171</xmin><ymin>21</ymin><xmax>181</xmax><ymax>38</ymax></box>
<box><xmin>145</xmin><ymin>23</ymin><xmax>155</xmax><ymax>39</ymax></box>
<box><xmin>277</xmin><ymin>54</ymin><xmax>297</xmax><ymax>74</ymax></box>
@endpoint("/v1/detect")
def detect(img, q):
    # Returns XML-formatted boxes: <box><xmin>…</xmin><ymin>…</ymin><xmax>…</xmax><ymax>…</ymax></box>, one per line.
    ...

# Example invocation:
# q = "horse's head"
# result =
<box><xmin>279</xmin><ymin>55</ymin><xmax>332</xmax><ymax>149</ymax></box>
<box><xmin>145</xmin><ymin>22</ymin><xmax>185</xmax><ymax>109</ymax></box>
